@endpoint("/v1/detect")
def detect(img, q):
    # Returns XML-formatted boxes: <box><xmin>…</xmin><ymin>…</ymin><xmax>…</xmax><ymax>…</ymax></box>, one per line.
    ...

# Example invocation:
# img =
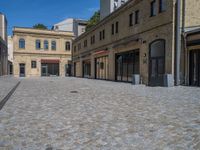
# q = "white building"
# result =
<box><xmin>53</xmin><ymin>18</ymin><xmax>87</xmax><ymax>38</ymax></box>
<box><xmin>100</xmin><ymin>0</ymin><xmax>128</xmax><ymax>20</ymax></box>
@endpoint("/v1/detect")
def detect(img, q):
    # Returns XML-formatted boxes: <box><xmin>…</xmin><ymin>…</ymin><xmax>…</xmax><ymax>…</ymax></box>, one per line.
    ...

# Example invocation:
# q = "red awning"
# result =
<box><xmin>94</xmin><ymin>50</ymin><xmax>109</xmax><ymax>55</ymax></box>
<box><xmin>41</xmin><ymin>59</ymin><xmax>60</xmax><ymax>63</ymax></box>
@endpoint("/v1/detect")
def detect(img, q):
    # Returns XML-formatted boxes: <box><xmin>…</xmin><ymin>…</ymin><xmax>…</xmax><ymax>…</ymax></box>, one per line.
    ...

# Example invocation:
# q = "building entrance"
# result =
<box><xmin>189</xmin><ymin>50</ymin><xmax>200</xmax><ymax>86</ymax></box>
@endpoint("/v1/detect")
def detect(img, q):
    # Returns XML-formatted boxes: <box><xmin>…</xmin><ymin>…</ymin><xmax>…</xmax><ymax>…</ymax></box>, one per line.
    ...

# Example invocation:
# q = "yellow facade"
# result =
<box><xmin>72</xmin><ymin>0</ymin><xmax>200</xmax><ymax>86</ymax></box>
<box><xmin>13</xmin><ymin>27</ymin><xmax>74</xmax><ymax>77</ymax></box>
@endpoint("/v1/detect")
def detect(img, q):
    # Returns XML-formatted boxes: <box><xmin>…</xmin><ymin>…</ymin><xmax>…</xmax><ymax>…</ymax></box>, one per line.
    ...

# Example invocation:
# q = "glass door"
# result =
<box><xmin>189</xmin><ymin>50</ymin><xmax>200</xmax><ymax>86</ymax></box>
<box><xmin>41</xmin><ymin>64</ymin><xmax>48</xmax><ymax>76</ymax></box>
<box><xmin>19</xmin><ymin>64</ymin><xmax>25</xmax><ymax>77</ymax></box>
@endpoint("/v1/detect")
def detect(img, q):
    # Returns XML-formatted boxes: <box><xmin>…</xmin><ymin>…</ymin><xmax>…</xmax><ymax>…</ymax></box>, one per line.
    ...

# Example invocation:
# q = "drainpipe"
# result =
<box><xmin>175</xmin><ymin>0</ymin><xmax>181</xmax><ymax>85</ymax></box>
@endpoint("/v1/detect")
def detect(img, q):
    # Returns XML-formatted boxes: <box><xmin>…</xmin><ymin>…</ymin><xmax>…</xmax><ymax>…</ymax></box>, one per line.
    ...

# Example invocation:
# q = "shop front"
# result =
<box><xmin>115</xmin><ymin>50</ymin><xmax>139</xmax><ymax>82</ymax></box>
<box><xmin>41</xmin><ymin>59</ymin><xmax>60</xmax><ymax>76</ymax></box>
<box><xmin>95</xmin><ymin>56</ymin><xmax>109</xmax><ymax>80</ymax></box>
<box><xmin>82</xmin><ymin>60</ymin><xmax>91</xmax><ymax>78</ymax></box>
<box><xmin>189</xmin><ymin>50</ymin><xmax>200</xmax><ymax>86</ymax></box>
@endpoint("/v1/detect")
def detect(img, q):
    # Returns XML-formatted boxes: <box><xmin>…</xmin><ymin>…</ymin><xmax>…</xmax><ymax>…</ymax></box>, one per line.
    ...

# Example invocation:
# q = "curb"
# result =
<box><xmin>0</xmin><ymin>81</ymin><xmax>21</xmax><ymax>110</ymax></box>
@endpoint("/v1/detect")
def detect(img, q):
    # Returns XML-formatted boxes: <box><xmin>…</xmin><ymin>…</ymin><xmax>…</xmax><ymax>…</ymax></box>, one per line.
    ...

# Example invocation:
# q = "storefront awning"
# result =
<box><xmin>41</xmin><ymin>59</ymin><xmax>60</xmax><ymax>63</ymax></box>
<box><xmin>94</xmin><ymin>50</ymin><xmax>109</xmax><ymax>55</ymax></box>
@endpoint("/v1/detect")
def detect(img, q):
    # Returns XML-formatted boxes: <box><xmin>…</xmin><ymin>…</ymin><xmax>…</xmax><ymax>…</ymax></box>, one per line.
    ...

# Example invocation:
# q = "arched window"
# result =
<box><xmin>19</xmin><ymin>38</ymin><xmax>25</xmax><ymax>49</ymax></box>
<box><xmin>44</xmin><ymin>40</ymin><xmax>49</xmax><ymax>50</ymax></box>
<box><xmin>149</xmin><ymin>39</ymin><xmax>165</xmax><ymax>86</ymax></box>
<box><xmin>65</xmin><ymin>41</ymin><xmax>71</xmax><ymax>51</ymax></box>
<box><xmin>36</xmin><ymin>40</ymin><xmax>41</xmax><ymax>50</ymax></box>
<box><xmin>150</xmin><ymin>40</ymin><xmax>165</xmax><ymax>58</ymax></box>
<box><xmin>51</xmin><ymin>41</ymin><xmax>56</xmax><ymax>50</ymax></box>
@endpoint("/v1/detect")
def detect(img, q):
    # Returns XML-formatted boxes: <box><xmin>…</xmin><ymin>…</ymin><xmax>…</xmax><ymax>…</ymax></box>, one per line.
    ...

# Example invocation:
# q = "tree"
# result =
<box><xmin>86</xmin><ymin>11</ymin><xmax>100</xmax><ymax>31</ymax></box>
<box><xmin>33</xmin><ymin>24</ymin><xmax>48</xmax><ymax>30</ymax></box>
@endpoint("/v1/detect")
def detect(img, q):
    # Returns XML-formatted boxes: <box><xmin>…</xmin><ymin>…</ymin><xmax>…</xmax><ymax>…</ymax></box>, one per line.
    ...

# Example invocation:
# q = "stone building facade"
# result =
<box><xmin>72</xmin><ymin>0</ymin><xmax>200</xmax><ymax>86</ymax></box>
<box><xmin>13</xmin><ymin>27</ymin><xmax>74</xmax><ymax>77</ymax></box>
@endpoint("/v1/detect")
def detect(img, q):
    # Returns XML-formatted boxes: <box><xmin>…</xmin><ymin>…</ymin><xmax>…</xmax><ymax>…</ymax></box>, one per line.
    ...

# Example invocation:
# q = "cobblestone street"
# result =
<box><xmin>0</xmin><ymin>77</ymin><xmax>200</xmax><ymax>150</ymax></box>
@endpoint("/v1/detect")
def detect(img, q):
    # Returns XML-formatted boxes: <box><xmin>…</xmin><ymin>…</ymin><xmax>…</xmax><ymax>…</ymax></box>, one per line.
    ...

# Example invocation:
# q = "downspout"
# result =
<box><xmin>175</xmin><ymin>0</ymin><xmax>181</xmax><ymax>85</ymax></box>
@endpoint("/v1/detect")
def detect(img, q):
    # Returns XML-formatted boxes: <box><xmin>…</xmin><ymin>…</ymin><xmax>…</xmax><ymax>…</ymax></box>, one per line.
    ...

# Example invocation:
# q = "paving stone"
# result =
<box><xmin>0</xmin><ymin>77</ymin><xmax>199</xmax><ymax>149</ymax></box>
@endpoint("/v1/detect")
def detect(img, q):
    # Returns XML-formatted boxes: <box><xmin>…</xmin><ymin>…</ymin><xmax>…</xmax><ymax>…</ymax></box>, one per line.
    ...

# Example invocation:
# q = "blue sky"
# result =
<box><xmin>0</xmin><ymin>0</ymin><xmax>99</xmax><ymax>35</ymax></box>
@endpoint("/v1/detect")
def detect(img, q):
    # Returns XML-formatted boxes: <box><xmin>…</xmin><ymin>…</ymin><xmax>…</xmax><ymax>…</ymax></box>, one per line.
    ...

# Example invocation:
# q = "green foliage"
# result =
<box><xmin>86</xmin><ymin>11</ymin><xmax>100</xmax><ymax>31</ymax></box>
<box><xmin>33</xmin><ymin>24</ymin><xmax>48</xmax><ymax>30</ymax></box>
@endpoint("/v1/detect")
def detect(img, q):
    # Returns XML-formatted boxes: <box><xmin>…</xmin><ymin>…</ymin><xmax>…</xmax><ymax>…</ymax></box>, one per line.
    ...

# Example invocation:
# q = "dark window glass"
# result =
<box><xmin>84</xmin><ymin>40</ymin><xmax>87</xmax><ymax>47</ymax></box>
<box><xmin>51</xmin><ymin>41</ymin><xmax>56</xmax><ymax>50</ymax></box>
<box><xmin>31</xmin><ymin>61</ymin><xmax>37</xmax><ymax>68</ymax></box>
<box><xmin>159</xmin><ymin>0</ymin><xmax>167</xmax><ymax>12</ymax></box>
<box><xmin>135</xmin><ymin>10</ymin><xmax>139</xmax><ymax>24</ymax></box>
<box><xmin>151</xmin><ymin>0</ymin><xmax>156</xmax><ymax>16</ymax></box>
<box><xmin>116</xmin><ymin>21</ymin><xmax>119</xmax><ymax>33</ymax></box>
<box><xmin>78</xmin><ymin>43</ymin><xmax>81</xmax><ymax>50</ymax></box>
<box><xmin>112</xmin><ymin>24</ymin><xmax>115</xmax><ymax>35</ymax></box>
<box><xmin>102</xmin><ymin>30</ymin><xmax>105</xmax><ymax>39</ymax></box>
<box><xmin>129</xmin><ymin>13</ymin><xmax>133</xmax><ymax>26</ymax></box>
<box><xmin>74</xmin><ymin>46</ymin><xmax>77</xmax><ymax>52</ymax></box>
<box><xmin>44</xmin><ymin>40</ymin><xmax>49</xmax><ymax>50</ymax></box>
<box><xmin>100</xmin><ymin>31</ymin><xmax>102</xmax><ymax>40</ymax></box>
<box><xmin>19</xmin><ymin>38</ymin><xmax>25</xmax><ymax>49</ymax></box>
<box><xmin>36</xmin><ymin>40</ymin><xmax>41</xmax><ymax>50</ymax></box>
<box><xmin>65</xmin><ymin>42</ymin><xmax>71</xmax><ymax>51</ymax></box>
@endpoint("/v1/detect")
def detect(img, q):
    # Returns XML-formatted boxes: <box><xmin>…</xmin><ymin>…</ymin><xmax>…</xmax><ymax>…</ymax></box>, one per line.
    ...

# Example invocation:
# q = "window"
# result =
<box><xmin>51</xmin><ymin>41</ymin><xmax>56</xmax><ymax>50</ymax></box>
<box><xmin>159</xmin><ymin>0</ymin><xmax>167</xmax><ymax>12</ymax></box>
<box><xmin>116</xmin><ymin>21</ymin><xmax>119</xmax><ymax>33</ymax></box>
<box><xmin>112</xmin><ymin>24</ymin><xmax>115</xmax><ymax>35</ymax></box>
<box><xmin>44</xmin><ymin>40</ymin><xmax>49</xmax><ymax>50</ymax></box>
<box><xmin>36</xmin><ymin>40</ymin><xmax>41</xmax><ymax>50</ymax></box>
<box><xmin>19</xmin><ymin>38</ymin><xmax>25</xmax><ymax>49</ymax></box>
<box><xmin>99</xmin><ymin>30</ymin><xmax>105</xmax><ymax>41</ymax></box>
<box><xmin>65</xmin><ymin>42</ymin><xmax>71</xmax><ymax>51</ymax></box>
<box><xmin>99</xmin><ymin>31</ymin><xmax>102</xmax><ymax>40</ymax></box>
<box><xmin>102</xmin><ymin>30</ymin><xmax>105</xmax><ymax>39</ymax></box>
<box><xmin>31</xmin><ymin>61</ymin><xmax>37</xmax><ymax>68</ymax></box>
<box><xmin>78</xmin><ymin>43</ymin><xmax>81</xmax><ymax>51</ymax></box>
<box><xmin>84</xmin><ymin>40</ymin><xmax>87</xmax><ymax>47</ymax></box>
<box><xmin>129</xmin><ymin>13</ymin><xmax>133</xmax><ymax>26</ymax></box>
<box><xmin>135</xmin><ymin>10</ymin><xmax>139</xmax><ymax>24</ymax></box>
<box><xmin>91</xmin><ymin>35</ymin><xmax>95</xmax><ymax>44</ymax></box>
<box><xmin>74</xmin><ymin>46</ymin><xmax>77</xmax><ymax>52</ymax></box>
<box><xmin>150</xmin><ymin>0</ymin><xmax>156</xmax><ymax>17</ymax></box>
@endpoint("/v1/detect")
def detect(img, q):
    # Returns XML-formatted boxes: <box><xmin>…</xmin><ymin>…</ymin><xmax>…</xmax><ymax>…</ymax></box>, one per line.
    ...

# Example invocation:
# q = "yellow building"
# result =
<box><xmin>72</xmin><ymin>0</ymin><xmax>200</xmax><ymax>86</ymax></box>
<box><xmin>13</xmin><ymin>27</ymin><xmax>74</xmax><ymax>77</ymax></box>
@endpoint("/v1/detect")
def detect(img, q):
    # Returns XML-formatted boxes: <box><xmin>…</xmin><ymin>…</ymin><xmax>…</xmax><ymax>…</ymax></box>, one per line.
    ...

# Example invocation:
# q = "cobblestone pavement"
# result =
<box><xmin>0</xmin><ymin>76</ymin><xmax>20</xmax><ymax>101</ymax></box>
<box><xmin>0</xmin><ymin>77</ymin><xmax>200</xmax><ymax>150</ymax></box>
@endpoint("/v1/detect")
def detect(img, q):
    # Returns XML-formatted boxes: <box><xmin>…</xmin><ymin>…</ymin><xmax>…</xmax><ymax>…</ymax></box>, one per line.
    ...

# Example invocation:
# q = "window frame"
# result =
<box><xmin>51</xmin><ymin>41</ymin><xmax>56</xmax><ymax>51</ymax></box>
<box><xmin>19</xmin><ymin>38</ymin><xmax>25</xmax><ymax>49</ymax></box>
<box><xmin>129</xmin><ymin>13</ymin><xmax>133</xmax><ymax>27</ymax></box>
<box><xmin>159</xmin><ymin>0</ymin><xmax>167</xmax><ymax>13</ymax></box>
<box><xmin>44</xmin><ymin>40</ymin><xmax>49</xmax><ymax>50</ymax></box>
<box><xmin>65</xmin><ymin>41</ymin><xmax>71</xmax><ymax>51</ymax></box>
<box><xmin>116</xmin><ymin>21</ymin><xmax>119</xmax><ymax>34</ymax></box>
<box><xmin>31</xmin><ymin>60</ymin><xmax>37</xmax><ymax>69</ymax></box>
<box><xmin>36</xmin><ymin>39</ymin><xmax>41</xmax><ymax>50</ymax></box>
<box><xmin>150</xmin><ymin>0</ymin><xmax>157</xmax><ymax>17</ymax></box>
<box><xmin>135</xmin><ymin>10</ymin><xmax>139</xmax><ymax>24</ymax></box>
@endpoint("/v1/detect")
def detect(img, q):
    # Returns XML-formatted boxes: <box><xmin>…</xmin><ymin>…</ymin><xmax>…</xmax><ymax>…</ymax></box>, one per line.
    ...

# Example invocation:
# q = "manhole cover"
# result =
<box><xmin>70</xmin><ymin>91</ymin><xmax>78</xmax><ymax>93</ymax></box>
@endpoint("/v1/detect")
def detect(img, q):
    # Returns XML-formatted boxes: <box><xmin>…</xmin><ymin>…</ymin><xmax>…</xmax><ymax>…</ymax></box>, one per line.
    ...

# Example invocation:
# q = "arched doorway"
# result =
<box><xmin>149</xmin><ymin>39</ymin><xmax>165</xmax><ymax>86</ymax></box>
